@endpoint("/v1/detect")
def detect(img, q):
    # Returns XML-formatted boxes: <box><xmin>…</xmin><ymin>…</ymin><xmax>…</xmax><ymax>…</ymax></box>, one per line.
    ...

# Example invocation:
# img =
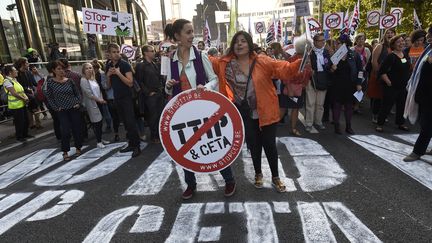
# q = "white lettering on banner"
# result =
<box><xmin>0</xmin><ymin>190</ymin><xmax>71</xmax><ymax>235</ymax></box>
<box><xmin>0</xmin><ymin>192</ymin><xmax>33</xmax><ymax>214</ymax></box>
<box><xmin>123</xmin><ymin>152</ymin><xmax>173</xmax><ymax>196</ymax></box>
<box><xmin>349</xmin><ymin>135</ymin><xmax>432</xmax><ymax>190</ymax></box>
<box><xmin>244</xmin><ymin>202</ymin><xmax>278</xmax><ymax>243</ymax></box>
<box><xmin>26</xmin><ymin>190</ymin><xmax>85</xmax><ymax>221</ymax></box>
<box><xmin>278</xmin><ymin>137</ymin><xmax>347</xmax><ymax>192</ymax></box>
<box><xmin>165</xmin><ymin>203</ymin><xmax>204</xmax><ymax>243</ymax></box>
<box><xmin>129</xmin><ymin>206</ymin><xmax>165</xmax><ymax>233</ymax></box>
<box><xmin>34</xmin><ymin>143</ymin><xmax>146</xmax><ymax>186</ymax></box>
<box><xmin>83</xmin><ymin>206</ymin><xmax>139</xmax><ymax>243</ymax></box>
<box><xmin>82</xmin><ymin>8</ymin><xmax>133</xmax><ymax>37</ymax></box>
<box><xmin>323</xmin><ymin>202</ymin><xmax>383</xmax><ymax>243</ymax></box>
<box><xmin>298</xmin><ymin>202</ymin><xmax>337</xmax><ymax>242</ymax></box>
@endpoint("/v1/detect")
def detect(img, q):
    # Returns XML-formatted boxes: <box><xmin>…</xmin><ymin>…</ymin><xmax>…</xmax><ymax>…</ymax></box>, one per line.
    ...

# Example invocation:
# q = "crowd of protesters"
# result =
<box><xmin>1</xmin><ymin>19</ymin><xmax>431</xmax><ymax>198</ymax></box>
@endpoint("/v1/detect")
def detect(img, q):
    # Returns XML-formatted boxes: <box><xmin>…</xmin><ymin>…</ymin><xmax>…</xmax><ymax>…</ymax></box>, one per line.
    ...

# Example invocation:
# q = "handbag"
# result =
<box><xmin>230</xmin><ymin>59</ymin><xmax>256</xmax><ymax>118</ymax></box>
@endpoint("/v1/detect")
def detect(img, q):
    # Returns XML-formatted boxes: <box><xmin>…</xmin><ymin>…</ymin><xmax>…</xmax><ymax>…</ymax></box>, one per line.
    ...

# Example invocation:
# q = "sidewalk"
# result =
<box><xmin>0</xmin><ymin>113</ymin><xmax>54</xmax><ymax>148</ymax></box>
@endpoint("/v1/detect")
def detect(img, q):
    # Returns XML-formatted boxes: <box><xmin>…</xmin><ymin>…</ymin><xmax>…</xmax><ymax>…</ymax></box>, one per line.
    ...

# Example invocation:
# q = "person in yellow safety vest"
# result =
<box><xmin>3</xmin><ymin>65</ymin><xmax>33</xmax><ymax>142</ymax></box>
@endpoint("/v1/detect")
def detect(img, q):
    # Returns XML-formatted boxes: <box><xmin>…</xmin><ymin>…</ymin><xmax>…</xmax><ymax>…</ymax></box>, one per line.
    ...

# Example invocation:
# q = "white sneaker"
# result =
<box><xmin>97</xmin><ymin>142</ymin><xmax>105</xmax><ymax>149</ymax></box>
<box><xmin>101</xmin><ymin>140</ymin><xmax>110</xmax><ymax>145</ymax></box>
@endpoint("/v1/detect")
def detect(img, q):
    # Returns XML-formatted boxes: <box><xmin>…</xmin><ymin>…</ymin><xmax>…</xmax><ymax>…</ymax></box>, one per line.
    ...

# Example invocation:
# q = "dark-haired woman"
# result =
<box><xmin>376</xmin><ymin>35</ymin><xmax>411</xmax><ymax>132</ymax></box>
<box><xmin>159</xmin><ymin>23</ymin><xmax>176</xmax><ymax>53</ymax></box>
<box><xmin>214</xmin><ymin>31</ymin><xmax>302</xmax><ymax>193</ymax></box>
<box><xmin>404</xmin><ymin>29</ymin><xmax>427</xmax><ymax>69</ymax></box>
<box><xmin>330</xmin><ymin>35</ymin><xmax>363</xmax><ymax>134</ymax></box>
<box><xmin>2</xmin><ymin>65</ymin><xmax>30</xmax><ymax>141</ymax></box>
<box><xmin>164</xmin><ymin>19</ymin><xmax>236</xmax><ymax>200</ymax></box>
<box><xmin>45</xmin><ymin>60</ymin><xmax>82</xmax><ymax>161</ymax></box>
<box><xmin>368</xmin><ymin>28</ymin><xmax>396</xmax><ymax>123</ymax></box>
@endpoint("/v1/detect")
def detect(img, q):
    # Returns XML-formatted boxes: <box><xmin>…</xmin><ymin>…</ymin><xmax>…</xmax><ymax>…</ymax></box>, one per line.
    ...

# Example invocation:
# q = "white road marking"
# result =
<box><xmin>350</xmin><ymin>135</ymin><xmax>432</xmax><ymax>190</ymax></box>
<box><xmin>129</xmin><ymin>205</ymin><xmax>165</xmax><ymax>233</ymax></box>
<box><xmin>229</xmin><ymin>202</ymin><xmax>244</xmax><ymax>213</ymax></box>
<box><xmin>34</xmin><ymin>142</ymin><xmax>135</xmax><ymax>186</ymax></box>
<box><xmin>394</xmin><ymin>134</ymin><xmax>432</xmax><ymax>151</ymax></box>
<box><xmin>0</xmin><ymin>153</ymin><xmax>32</xmax><ymax>175</ymax></box>
<box><xmin>242</xmin><ymin>147</ymin><xmax>297</xmax><ymax>191</ymax></box>
<box><xmin>198</xmin><ymin>226</ymin><xmax>222</xmax><ymax>242</ymax></box>
<box><xmin>0</xmin><ymin>149</ymin><xmax>56</xmax><ymax>189</ymax></box>
<box><xmin>0</xmin><ymin>190</ymin><xmax>64</xmax><ymax>235</ymax></box>
<box><xmin>175</xmin><ymin>165</ymin><xmax>219</xmax><ymax>192</ymax></box>
<box><xmin>297</xmin><ymin>201</ymin><xmax>336</xmax><ymax>243</ymax></box>
<box><xmin>298</xmin><ymin>112</ymin><xmax>319</xmax><ymax>133</ymax></box>
<box><xmin>204</xmin><ymin>202</ymin><xmax>225</xmax><ymax>214</ymax></box>
<box><xmin>0</xmin><ymin>192</ymin><xmax>33</xmax><ymax>214</ymax></box>
<box><xmin>0</xmin><ymin>130</ymin><xmax>54</xmax><ymax>154</ymax></box>
<box><xmin>272</xmin><ymin>202</ymin><xmax>291</xmax><ymax>213</ymax></box>
<box><xmin>279</xmin><ymin>137</ymin><xmax>347</xmax><ymax>192</ymax></box>
<box><xmin>323</xmin><ymin>202</ymin><xmax>382</xmax><ymax>243</ymax></box>
<box><xmin>83</xmin><ymin>206</ymin><xmax>139</xmax><ymax>243</ymax></box>
<box><xmin>244</xmin><ymin>202</ymin><xmax>279</xmax><ymax>243</ymax></box>
<box><xmin>26</xmin><ymin>190</ymin><xmax>84</xmax><ymax>221</ymax></box>
<box><xmin>165</xmin><ymin>203</ymin><xmax>204</xmax><ymax>243</ymax></box>
<box><xmin>0</xmin><ymin>194</ymin><xmax>4</xmax><ymax>199</ymax></box>
<box><xmin>123</xmin><ymin>152</ymin><xmax>173</xmax><ymax>196</ymax></box>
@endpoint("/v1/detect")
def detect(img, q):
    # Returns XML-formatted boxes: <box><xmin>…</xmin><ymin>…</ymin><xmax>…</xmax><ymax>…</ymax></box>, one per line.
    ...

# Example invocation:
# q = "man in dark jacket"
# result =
<box><xmin>135</xmin><ymin>45</ymin><xmax>165</xmax><ymax>143</ymax></box>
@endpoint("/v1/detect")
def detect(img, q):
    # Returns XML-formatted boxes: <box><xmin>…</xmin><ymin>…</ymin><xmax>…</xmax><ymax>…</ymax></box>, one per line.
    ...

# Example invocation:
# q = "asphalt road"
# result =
<box><xmin>0</xmin><ymin>106</ymin><xmax>431</xmax><ymax>243</ymax></box>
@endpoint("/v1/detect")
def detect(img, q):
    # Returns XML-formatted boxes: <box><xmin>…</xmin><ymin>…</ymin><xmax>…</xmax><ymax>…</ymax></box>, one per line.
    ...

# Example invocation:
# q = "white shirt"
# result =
<box><xmin>165</xmin><ymin>46</ymin><xmax>218</xmax><ymax>95</ymax></box>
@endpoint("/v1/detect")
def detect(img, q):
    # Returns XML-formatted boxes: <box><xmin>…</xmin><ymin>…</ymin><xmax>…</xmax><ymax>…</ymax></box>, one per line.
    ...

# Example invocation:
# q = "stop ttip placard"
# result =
<box><xmin>159</xmin><ymin>89</ymin><xmax>244</xmax><ymax>173</ymax></box>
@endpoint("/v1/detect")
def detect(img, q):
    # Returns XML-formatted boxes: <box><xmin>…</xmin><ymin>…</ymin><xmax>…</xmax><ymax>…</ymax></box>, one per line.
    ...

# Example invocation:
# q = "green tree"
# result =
<box><xmin>323</xmin><ymin>0</ymin><xmax>432</xmax><ymax>41</ymax></box>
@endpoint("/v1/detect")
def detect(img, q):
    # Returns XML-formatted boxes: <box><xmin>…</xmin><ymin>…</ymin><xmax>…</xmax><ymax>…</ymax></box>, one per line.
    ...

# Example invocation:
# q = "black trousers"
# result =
<box><xmin>48</xmin><ymin>108</ymin><xmax>61</xmax><ymax>140</ymax></box>
<box><xmin>92</xmin><ymin>120</ymin><xmax>103</xmax><ymax>143</ymax></box>
<box><xmin>145</xmin><ymin>92</ymin><xmax>165</xmax><ymax>139</ymax></box>
<box><xmin>377</xmin><ymin>86</ymin><xmax>406</xmax><ymax>126</ymax></box>
<box><xmin>244</xmin><ymin>116</ymin><xmax>279</xmax><ymax>177</ymax></box>
<box><xmin>115</xmin><ymin>96</ymin><xmax>140</xmax><ymax>148</ymax></box>
<box><xmin>107</xmin><ymin>99</ymin><xmax>120</xmax><ymax>133</ymax></box>
<box><xmin>413</xmin><ymin>107</ymin><xmax>432</xmax><ymax>155</ymax></box>
<box><xmin>57</xmin><ymin>108</ymin><xmax>82</xmax><ymax>152</ymax></box>
<box><xmin>12</xmin><ymin>107</ymin><xmax>28</xmax><ymax>139</ymax></box>
<box><xmin>370</xmin><ymin>98</ymin><xmax>382</xmax><ymax>116</ymax></box>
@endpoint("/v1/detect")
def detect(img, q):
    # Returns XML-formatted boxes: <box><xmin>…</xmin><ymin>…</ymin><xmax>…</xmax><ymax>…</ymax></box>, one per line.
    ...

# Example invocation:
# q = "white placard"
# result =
<box><xmin>82</xmin><ymin>8</ymin><xmax>133</xmax><ymax>37</ymax></box>
<box><xmin>379</xmin><ymin>14</ymin><xmax>398</xmax><ymax>30</ymax></box>
<box><xmin>353</xmin><ymin>90</ymin><xmax>364</xmax><ymax>102</ymax></box>
<box><xmin>330</xmin><ymin>44</ymin><xmax>348</xmax><ymax>65</ymax></box>
<box><xmin>390</xmin><ymin>7</ymin><xmax>403</xmax><ymax>25</ymax></box>
<box><xmin>366</xmin><ymin>10</ymin><xmax>381</xmax><ymax>27</ymax></box>
<box><xmin>120</xmin><ymin>44</ymin><xmax>137</xmax><ymax>60</ymax></box>
<box><xmin>215</xmin><ymin>11</ymin><xmax>230</xmax><ymax>23</ymax></box>
<box><xmin>160</xmin><ymin>56</ymin><xmax>170</xmax><ymax>76</ymax></box>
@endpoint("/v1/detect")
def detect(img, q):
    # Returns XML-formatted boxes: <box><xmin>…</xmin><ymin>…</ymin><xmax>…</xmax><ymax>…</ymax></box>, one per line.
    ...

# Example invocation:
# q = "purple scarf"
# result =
<box><xmin>170</xmin><ymin>46</ymin><xmax>208</xmax><ymax>97</ymax></box>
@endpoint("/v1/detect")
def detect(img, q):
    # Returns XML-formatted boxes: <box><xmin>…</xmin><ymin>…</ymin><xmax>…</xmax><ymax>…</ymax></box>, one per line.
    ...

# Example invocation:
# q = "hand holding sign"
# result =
<box><xmin>330</xmin><ymin>44</ymin><xmax>348</xmax><ymax>66</ymax></box>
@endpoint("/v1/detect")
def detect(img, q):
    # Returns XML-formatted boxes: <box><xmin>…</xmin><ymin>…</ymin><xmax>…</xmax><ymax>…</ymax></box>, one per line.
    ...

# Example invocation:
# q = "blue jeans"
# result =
<box><xmin>184</xmin><ymin>166</ymin><xmax>235</xmax><ymax>188</ymax></box>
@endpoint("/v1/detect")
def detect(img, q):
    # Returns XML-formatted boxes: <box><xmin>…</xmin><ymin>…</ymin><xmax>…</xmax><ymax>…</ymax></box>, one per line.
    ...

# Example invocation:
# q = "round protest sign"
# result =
<box><xmin>159</xmin><ymin>89</ymin><xmax>244</xmax><ymax>173</ymax></box>
<box><xmin>367</xmin><ymin>11</ymin><xmax>380</xmax><ymax>26</ymax></box>
<box><xmin>255</xmin><ymin>22</ymin><xmax>265</xmax><ymax>34</ymax></box>
<box><xmin>325</xmin><ymin>13</ymin><xmax>341</xmax><ymax>29</ymax></box>
<box><xmin>380</xmin><ymin>14</ymin><xmax>397</xmax><ymax>29</ymax></box>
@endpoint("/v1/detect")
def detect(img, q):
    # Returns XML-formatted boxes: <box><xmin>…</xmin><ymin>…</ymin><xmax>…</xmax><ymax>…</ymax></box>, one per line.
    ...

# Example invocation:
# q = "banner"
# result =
<box><xmin>323</xmin><ymin>12</ymin><xmax>344</xmax><ymax>30</ymax></box>
<box><xmin>82</xmin><ymin>8</ymin><xmax>133</xmax><ymax>37</ymax></box>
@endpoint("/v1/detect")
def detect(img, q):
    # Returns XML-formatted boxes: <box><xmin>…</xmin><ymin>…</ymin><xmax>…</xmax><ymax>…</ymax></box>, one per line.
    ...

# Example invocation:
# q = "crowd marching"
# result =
<box><xmin>0</xmin><ymin>18</ymin><xmax>431</xmax><ymax>199</ymax></box>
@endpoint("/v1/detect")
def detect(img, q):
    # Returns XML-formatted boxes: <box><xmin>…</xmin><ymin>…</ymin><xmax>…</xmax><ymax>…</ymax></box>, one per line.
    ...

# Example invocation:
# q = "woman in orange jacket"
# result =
<box><xmin>214</xmin><ymin>31</ymin><xmax>302</xmax><ymax>192</ymax></box>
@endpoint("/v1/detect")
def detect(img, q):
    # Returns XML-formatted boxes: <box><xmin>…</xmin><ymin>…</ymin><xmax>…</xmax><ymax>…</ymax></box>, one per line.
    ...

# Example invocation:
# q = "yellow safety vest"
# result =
<box><xmin>5</xmin><ymin>78</ymin><xmax>26</xmax><ymax>110</ymax></box>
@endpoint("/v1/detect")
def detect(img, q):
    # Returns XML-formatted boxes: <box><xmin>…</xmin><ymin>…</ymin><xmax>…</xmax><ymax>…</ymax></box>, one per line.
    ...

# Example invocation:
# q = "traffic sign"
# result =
<box><xmin>255</xmin><ymin>21</ymin><xmax>265</xmax><ymax>34</ymax></box>
<box><xmin>366</xmin><ymin>10</ymin><xmax>380</xmax><ymax>27</ymax></box>
<box><xmin>323</xmin><ymin>12</ymin><xmax>343</xmax><ymax>30</ymax></box>
<box><xmin>379</xmin><ymin>14</ymin><xmax>397</xmax><ymax>29</ymax></box>
<box><xmin>159</xmin><ymin>89</ymin><xmax>244</xmax><ymax>173</ymax></box>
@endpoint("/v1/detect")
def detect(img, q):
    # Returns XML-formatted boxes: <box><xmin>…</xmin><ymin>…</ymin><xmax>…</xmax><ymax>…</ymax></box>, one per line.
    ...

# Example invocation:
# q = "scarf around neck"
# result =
<box><xmin>313</xmin><ymin>46</ymin><xmax>325</xmax><ymax>72</ymax></box>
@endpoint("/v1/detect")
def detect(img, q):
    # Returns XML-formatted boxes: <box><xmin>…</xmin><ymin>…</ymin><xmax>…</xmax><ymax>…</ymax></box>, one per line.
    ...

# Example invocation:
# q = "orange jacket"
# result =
<box><xmin>215</xmin><ymin>53</ymin><xmax>301</xmax><ymax>127</ymax></box>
